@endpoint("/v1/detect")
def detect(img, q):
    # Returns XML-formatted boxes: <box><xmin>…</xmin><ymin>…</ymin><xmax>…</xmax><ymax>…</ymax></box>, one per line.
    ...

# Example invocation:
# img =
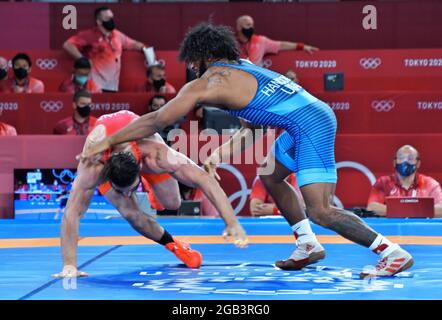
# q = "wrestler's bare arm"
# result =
<box><xmin>55</xmin><ymin>127</ymin><xmax>105</xmax><ymax>277</ymax></box>
<box><xmin>205</xmin><ymin>119</ymin><xmax>262</xmax><ymax>173</ymax></box>
<box><xmin>152</xmin><ymin>143</ymin><xmax>248</xmax><ymax>247</ymax></box>
<box><xmin>103</xmin><ymin>81</ymin><xmax>206</xmax><ymax>149</ymax></box>
<box><xmin>80</xmin><ymin>70</ymin><xmax>235</xmax><ymax>160</ymax></box>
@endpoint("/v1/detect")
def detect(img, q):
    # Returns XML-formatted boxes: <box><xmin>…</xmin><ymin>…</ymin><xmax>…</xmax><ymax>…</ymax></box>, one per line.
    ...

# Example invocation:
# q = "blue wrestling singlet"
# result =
<box><xmin>212</xmin><ymin>59</ymin><xmax>337</xmax><ymax>187</ymax></box>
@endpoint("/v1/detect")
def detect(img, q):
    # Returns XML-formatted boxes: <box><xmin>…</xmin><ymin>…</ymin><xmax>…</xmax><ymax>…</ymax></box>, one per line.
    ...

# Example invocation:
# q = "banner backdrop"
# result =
<box><xmin>1</xmin><ymin>135</ymin><xmax>441</xmax><ymax>218</ymax></box>
<box><xmin>263</xmin><ymin>49</ymin><xmax>442</xmax><ymax>92</ymax></box>
<box><xmin>0</xmin><ymin>93</ymin><xmax>175</xmax><ymax>134</ymax></box>
<box><xmin>1</xmin><ymin>49</ymin><xmax>441</xmax><ymax>92</ymax></box>
<box><xmin>1</xmin><ymin>91</ymin><xmax>441</xmax><ymax>134</ymax></box>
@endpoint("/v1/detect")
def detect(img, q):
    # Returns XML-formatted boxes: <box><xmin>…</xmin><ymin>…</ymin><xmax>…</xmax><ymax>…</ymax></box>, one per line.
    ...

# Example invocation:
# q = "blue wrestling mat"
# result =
<box><xmin>0</xmin><ymin>217</ymin><xmax>441</xmax><ymax>300</ymax></box>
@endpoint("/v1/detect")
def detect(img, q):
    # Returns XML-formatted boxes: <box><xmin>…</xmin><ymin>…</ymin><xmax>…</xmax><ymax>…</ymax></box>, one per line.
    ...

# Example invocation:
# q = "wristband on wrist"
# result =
<box><xmin>272</xmin><ymin>205</ymin><xmax>280</xmax><ymax>215</ymax></box>
<box><xmin>295</xmin><ymin>42</ymin><xmax>305</xmax><ymax>50</ymax></box>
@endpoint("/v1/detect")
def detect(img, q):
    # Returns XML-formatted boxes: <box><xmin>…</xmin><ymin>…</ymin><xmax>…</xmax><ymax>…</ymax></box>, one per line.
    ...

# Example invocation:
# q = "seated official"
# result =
<box><xmin>59</xmin><ymin>57</ymin><xmax>102</xmax><ymax>94</ymax></box>
<box><xmin>3</xmin><ymin>53</ymin><xmax>44</xmax><ymax>93</ymax></box>
<box><xmin>53</xmin><ymin>90</ymin><xmax>97</xmax><ymax>135</ymax></box>
<box><xmin>367</xmin><ymin>145</ymin><xmax>442</xmax><ymax>217</ymax></box>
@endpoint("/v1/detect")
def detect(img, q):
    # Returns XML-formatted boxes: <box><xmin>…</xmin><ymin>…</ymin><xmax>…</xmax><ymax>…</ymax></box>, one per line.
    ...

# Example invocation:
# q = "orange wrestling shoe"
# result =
<box><xmin>165</xmin><ymin>239</ymin><xmax>203</xmax><ymax>269</ymax></box>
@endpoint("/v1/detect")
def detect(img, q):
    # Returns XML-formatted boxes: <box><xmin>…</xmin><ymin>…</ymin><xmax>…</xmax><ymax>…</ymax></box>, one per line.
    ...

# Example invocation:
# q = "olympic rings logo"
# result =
<box><xmin>359</xmin><ymin>57</ymin><xmax>381</xmax><ymax>69</ymax></box>
<box><xmin>262</xmin><ymin>58</ymin><xmax>273</xmax><ymax>69</ymax></box>
<box><xmin>40</xmin><ymin>100</ymin><xmax>63</xmax><ymax>112</ymax></box>
<box><xmin>52</xmin><ymin>169</ymin><xmax>76</xmax><ymax>185</ymax></box>
<box><xmin>371</xmin><ymin>100</ymin><xmax>395</xmax><ymax>112</ymax></box>
<box><xmin>36</xmin><ymin>58</ymin><xmax>58</xmax><ymax>70</ymax></box>
<box><xmin>28</xmin><ymin>195</ymin><xmax>48</xmax><ymax>201</ymax></box>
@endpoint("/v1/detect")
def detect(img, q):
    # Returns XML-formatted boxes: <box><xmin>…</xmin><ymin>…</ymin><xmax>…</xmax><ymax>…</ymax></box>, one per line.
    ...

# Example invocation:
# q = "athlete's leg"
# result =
<box><xmin>104</xmin><ymin>187</ymin><xmax>166</xmax><ymax>241</ymax></box>
<box><xmin>144</xmin><ymin>174</ymin><xmax>181</xmax><ymax>210</ymax></box>
<box><xmin>301</xmin><ymin>182</ymin><xmax>414</xmax><ymax>277</ymax></box>
<box><xmin>301</xmin><ymin>182</ymin><xmax>377</xmax><ymax>247</ymax></box>
<box><xmin>263</xmin><ymin>132</ymin><xmax>325</xmax><ymax>269</ymax></box>
<box><xmin>104</xmin><ymin>188</ymin><xmax>202</xmax><ymax>268</ymax></box>
<box><xmin>258</xmin><ymin>153</ymin><xmax>306</xmax><ymax>226</ymax></box>
<box><xmin>151</xmin><ymin>143</ymin><xmax>247</xmax><ymax>246</ymax></box>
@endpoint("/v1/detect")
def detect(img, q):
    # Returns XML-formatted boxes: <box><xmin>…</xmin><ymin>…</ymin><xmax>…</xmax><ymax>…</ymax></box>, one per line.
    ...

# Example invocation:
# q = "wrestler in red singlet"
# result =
<box><xmin>94</xmin><ymin>110</ymin><xmax>172</xmax><ymax>211</ymax></box>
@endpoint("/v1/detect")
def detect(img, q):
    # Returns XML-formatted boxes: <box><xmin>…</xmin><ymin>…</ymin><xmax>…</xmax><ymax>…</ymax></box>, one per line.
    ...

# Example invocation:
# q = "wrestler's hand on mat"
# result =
<box><xmin>52</xmin><ymin>266</ymin><xmax>88</xmax><ymax>278</ymax></box>
<box><xmin>76</xmin><ymin>138</ymin><xmax>111</xmax><ymax>163</ymax></box>
<box><xmin>223</xmin><ymin>223</ymin><xmax>248</xmax><ymax>248</ymax></box>
<box><xmin>203</xmin><ymin>155</ymin><xmax>221</xmax><ymax>181</ymax></box>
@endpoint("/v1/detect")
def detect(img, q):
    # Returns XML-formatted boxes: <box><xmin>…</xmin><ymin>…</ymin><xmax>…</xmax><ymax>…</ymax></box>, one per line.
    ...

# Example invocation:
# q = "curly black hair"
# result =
<box><xmin>102</xmin><ymin>152</ymin><xmax>139</xmax><ymax>188</ymax></box>
<box><xmin>179</xmin><ymin>22</ymin><xmax>240</xmax><ymax>64</ymax></box>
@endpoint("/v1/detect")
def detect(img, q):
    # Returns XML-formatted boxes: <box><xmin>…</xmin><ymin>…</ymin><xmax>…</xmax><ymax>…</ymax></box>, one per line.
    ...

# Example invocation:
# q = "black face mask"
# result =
<box><xmin>241</xmin><ymin>27</ymin><xmax>255</xmax><ymax>40</ymax></box>
<box><xmin>77</xmin><ymin>105</ymin><xmax>91</xmax><ymax>118</ymax></box>
<box><xmin>0</xmin><ymin>69</ymin><xmax>7</xmax><ymax>80</ymax></box>
<box><xmin>14</xmin><ymin>68</ymin><xmax>28</xmax><ymax>80</ymax></box>
<box><xmin>395</xmin><ymin>162</ymin><xmax>417</xmax><ymax>177</ymax></box>
<box><xmin>102</xmin><ymin>18</ymin><xmax>115</xmax><ymax>31</ymax></box>
<box><xmin>153</xmin><ymin>78</ymin><xmax>166</xmax><ymax>91</ymax></box>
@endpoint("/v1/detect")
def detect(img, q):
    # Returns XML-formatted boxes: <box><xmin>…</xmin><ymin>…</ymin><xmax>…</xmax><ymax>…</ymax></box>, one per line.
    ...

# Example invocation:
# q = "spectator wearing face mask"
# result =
<box><xmin>59</xmin><ymin>57</ymin><xmax>102</xmax><ymax>94</ymax></box>
<box><xmin>62</xmin><ymin>7</ymin><xmax>146</xmax><ymax>92</ymax></box>
<box><xmin>6</xmin><ymin>53</ymin><xmax>44</xmax><ymax>93</ymax></box>
<box><xmin>367</xmin><ymin>145</ymin><xmax>442</xmax><ymax>217</ymax></box>
<box><xmin>138</xmin><ymin>64</ymin><xmax>176</xmax><ymax>94</ymax></box>
<box><xmin>0</xmin><ymin>57</ymin><xmax>9</xmax><ymax>93</ymax></box>
<box><xmin>53</xmin><ymin>90</ymin><xmax>97</xmax><ymax>135</ymax></box>
<box><xmin>236</xmin><ymin>15</ymin><xmax>319</xmax><ymax>67</ymax></box>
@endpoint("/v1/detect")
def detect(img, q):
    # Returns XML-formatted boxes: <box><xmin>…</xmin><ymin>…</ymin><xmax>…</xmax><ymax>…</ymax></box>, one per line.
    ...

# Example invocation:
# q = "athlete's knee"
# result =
<box><xmin>162</xmin><ymin>195</ymin><xmax>181</xmax><ymax>211</ymax></box>
<box><xmin>151</xmin><ymin>177</ymin><xmax>181</xmax><ymax>210</ymax></box>
<box><xmin>122</xmin><ymin>209</ymin><xmax>155</xmax><ymax>228</ymax></box>
<box><xmin>306</xmin><ymin>204</ymin><xmax>333</xmax><ymax>228</ymax></box>
<box><xmin>119</xmin><ymin>209</ymin><xmax>137</xmax><ymax>221</ymax></box>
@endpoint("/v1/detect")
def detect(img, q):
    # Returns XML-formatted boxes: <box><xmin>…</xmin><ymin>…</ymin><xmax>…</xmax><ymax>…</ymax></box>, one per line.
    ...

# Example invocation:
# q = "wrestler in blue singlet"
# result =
<box><xmin>212</xmin><ymin>59</ymin><xmax>337</xmax><ymax>187</ymax></box>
